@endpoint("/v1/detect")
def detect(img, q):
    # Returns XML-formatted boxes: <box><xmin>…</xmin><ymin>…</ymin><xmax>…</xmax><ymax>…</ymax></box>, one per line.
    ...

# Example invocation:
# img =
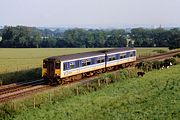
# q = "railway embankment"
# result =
<box><xmin>1</xmin><ymin>62</ymin><xmax>180</xmax><ymax>119</ymax></box>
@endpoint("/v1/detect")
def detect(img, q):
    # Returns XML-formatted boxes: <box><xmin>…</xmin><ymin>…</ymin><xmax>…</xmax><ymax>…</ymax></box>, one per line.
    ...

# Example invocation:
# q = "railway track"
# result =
<box><xmin>0</xmin><ymin>50</ymin><xmax>180</xmax><ymax>103</ymax></box>
<box><xmin>0</xmin><ymin>80</ymin><xmax>48</xmax><ymax>102</ymax></box>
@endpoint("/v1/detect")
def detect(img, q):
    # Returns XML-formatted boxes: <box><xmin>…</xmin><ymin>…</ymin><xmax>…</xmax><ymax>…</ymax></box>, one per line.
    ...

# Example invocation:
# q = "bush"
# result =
<box><xmin>136</xmin><ymin>61</ymin><xmax>153</xmax><ymax>72</ymax></box>
<box><xmin>164</xmin><ymin>58</ymin><xmax>177</xmax><ymax>65</ymax></box>
<box><xmin>152</xmin><ymin>61</ymin><xmax>164</xmax><ymax>70</ymax></box>
<box><xmin>173</xmin><ymin>53</ymin><xmax>180</xmax><ymax>58</ymax></box>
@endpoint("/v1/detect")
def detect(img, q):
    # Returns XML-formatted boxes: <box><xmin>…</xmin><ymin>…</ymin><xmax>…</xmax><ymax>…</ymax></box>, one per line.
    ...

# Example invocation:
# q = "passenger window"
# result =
<box><xmin>112</xmin><ymin>56</ymin><xmax>116</xmax><ymax>60</ymax></box>
<box><xmin>70</xmin><ymin>62</ymin><xmax>75</xmax><ymax>69</ymax></box>
<box><xmin>120</xmin><ymin>53</ymin><xmax>126</xmax><ymax>59</ymax></box>
<box><xmin>97</xmin><ymin>59</ymin><xmax>101</xmax><ymax>63</ymax></box>
<box><xmin>130</xmin><ymin>52</ymin><xmax>133</xmax><ymax>57</ymax></box>
<box><xmin>97</xmin><ymin>57</ymin><xmax>105</xmax><ymax>63</ymax></box>
<box><xmin>56</xmin><ymin>63</ymin><xmax>60</xmax><ymax>69</ymax></box>
<box><xmin>63</xmin><ymin>63</ymin><xmax>68</xmax><ymax>71</ymax></box>
<box><xmin>120</xmin><ymin>54</ymin><xmax>123</xmax><ymax>59</ymax></box>
<box><xmin>133</xmin><ymin>51</ymin><xmax>136</xmax><ymax>56</ymax></box>
<box><xmin>87</xmin><ymin>59</ymin><xmax>91</xmax><ymax>65</ymax></box>
<box><xmin>101</xmin><ymin>59</ymin><xmax>105</xmax><ymax>62</ymax></box>
<box><xmin>76</xmin><ymin>61</ymin><xmax>80</xmax><ymax>68</ymax></box>
<box><xmin>82</xmin><ymin>60</ymin><xmax>87</xmax><ymax>66</ymax></box>
<box><xmin>109</xmin><ymin>57</ymin><xmax>112</xmax><ymax>61</ymax></box>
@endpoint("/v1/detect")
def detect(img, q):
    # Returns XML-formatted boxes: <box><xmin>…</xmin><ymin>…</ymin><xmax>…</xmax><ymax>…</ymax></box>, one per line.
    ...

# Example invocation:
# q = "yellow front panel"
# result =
<box><xmin>42</xmin><ymin>68</ymin><xmax>47</xmax><ymax>77</ymax></box>
<box><xmin>55</xmin><ymin>69</ymin><xmax>61</xmax><ymax>76</ymax></box>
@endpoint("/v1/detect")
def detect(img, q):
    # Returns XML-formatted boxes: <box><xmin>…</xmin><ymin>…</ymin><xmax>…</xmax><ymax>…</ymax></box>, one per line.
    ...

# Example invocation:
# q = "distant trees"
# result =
<box><xmin>167</xmin><ymin>28</ymin><xmax>180</xmax><ymax>49</ymax></box>
<box><xmin>0</xmin><ymin>26</ymin><xmax>41</xmax><ymax>48</ymax></box>
<box><xmin>0</xmin><ymin>26</ymin><xmax>179</xmax><ymax>49</ymax></box>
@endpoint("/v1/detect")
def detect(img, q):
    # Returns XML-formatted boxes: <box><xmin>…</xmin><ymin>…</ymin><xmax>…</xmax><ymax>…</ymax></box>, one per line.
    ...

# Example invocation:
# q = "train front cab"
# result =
<box><xmin>42</xmin><ymin>59</ymin><xmax>61</xmax><ymax>84</ymax></box>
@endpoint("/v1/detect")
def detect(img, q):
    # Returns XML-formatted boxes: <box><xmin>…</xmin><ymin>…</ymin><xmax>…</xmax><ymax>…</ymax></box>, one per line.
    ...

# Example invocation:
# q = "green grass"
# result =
<box><xmin>1</xmin><ymin>64</ymin><xmax>179</xmax><ymax>120</ymax></box>
<box><xmin>0</xmin><ymin>48</ymin><xmax>106</xmax><ymax>74</ymax></box>
<box><xmin>136</xmin><ymin>47</ymin><xmax>169</xmax><ymax>57</ymax></box>
<box><xmin>0</xmin><ymin>47</ymin><xmax>169</xmax><ymax>85</ymax></box>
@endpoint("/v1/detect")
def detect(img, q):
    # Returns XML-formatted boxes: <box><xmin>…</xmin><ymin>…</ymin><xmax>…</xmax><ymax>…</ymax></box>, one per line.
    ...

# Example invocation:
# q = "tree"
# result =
<box><xmin>167</xmin><ymin>28</ymin><xmax>180</xmax><ymax>49</ymax></box>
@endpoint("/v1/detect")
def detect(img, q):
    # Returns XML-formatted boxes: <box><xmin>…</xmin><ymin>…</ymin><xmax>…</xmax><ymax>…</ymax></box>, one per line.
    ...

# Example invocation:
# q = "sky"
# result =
<box><xmin>0</xmin><ymin>0</ymin><xmax>180</xmax><ymax>28</ymax></box>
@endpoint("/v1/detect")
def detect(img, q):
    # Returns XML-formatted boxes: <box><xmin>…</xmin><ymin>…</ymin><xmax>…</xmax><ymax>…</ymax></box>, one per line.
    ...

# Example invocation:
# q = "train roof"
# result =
<box><xmin>45</xmin><ymin>48</ymin><xmax>135</xmax><ymax>61</ymax></box>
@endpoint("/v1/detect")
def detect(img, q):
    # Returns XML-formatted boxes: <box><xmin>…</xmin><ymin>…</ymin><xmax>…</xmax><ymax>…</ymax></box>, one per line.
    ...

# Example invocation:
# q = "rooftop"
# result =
<box><xmin>45</xmin><ymin>48</ymin><xmax>135</xmax><ymax>61</ymax></box>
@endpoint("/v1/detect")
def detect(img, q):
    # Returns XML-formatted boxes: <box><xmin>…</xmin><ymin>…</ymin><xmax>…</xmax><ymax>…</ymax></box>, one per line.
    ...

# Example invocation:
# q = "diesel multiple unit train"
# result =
<box><xmin>42</xmin><ymin>48</ymin><xmax>136</xmax><ymax>84</ymax></box>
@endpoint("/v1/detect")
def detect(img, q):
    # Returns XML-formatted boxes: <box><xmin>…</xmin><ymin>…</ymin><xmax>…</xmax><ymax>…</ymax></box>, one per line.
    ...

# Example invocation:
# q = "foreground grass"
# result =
<box><xmin>1</xmin><ymin>64</ymin><xmax>179</xmax><ymax>120</ymax></box>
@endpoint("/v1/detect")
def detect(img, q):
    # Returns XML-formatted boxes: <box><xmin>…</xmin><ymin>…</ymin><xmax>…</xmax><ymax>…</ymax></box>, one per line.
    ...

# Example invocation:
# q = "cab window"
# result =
<box><xmin>56</xmin><ymin>62</ymin><xmax>60</xmax><ymax>69</ymax></box>
<box><xmin>43</xmin><ymin>61</ymin><xmax>47</xmax><ymax>68</ymax></box>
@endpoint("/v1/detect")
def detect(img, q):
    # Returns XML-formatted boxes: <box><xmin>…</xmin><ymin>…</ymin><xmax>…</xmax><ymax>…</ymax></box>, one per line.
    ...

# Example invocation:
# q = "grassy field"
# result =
<box><xmin>0</xmin><ymin>47</ymin><xmax>168</xmax><ymax>74</ymax></box>
<box><xmin>1</xmin><ymin>64</ymin><xmax>179</xmax><ymax>120</ymax></box>
<box><xmin>0</xmin><ymin>48</ymin><xmax>105</xmax><ymax>74</ymax></box>
<box><xmin>0</xmin><ymin>47</ymin><xmax>169</xmax><ymax>84</ymax></box>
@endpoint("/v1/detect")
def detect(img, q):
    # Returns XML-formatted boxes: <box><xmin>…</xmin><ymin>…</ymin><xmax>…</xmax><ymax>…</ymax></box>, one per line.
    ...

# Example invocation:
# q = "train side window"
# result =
<box><xmin>108</xmin><ymin>57</ymin><xmax>112</xmax><ymax>61</ymax></box>
<box><xmin>116</xmin><ymin>54</ymin><xmax>120</xmax><ymax>59</ymax></box>
<box><xmin>97</xmin><ymin>57</ymin><xmax>104</xmax><ymax>63</ymax></box>
<box><xmin>63</xmin><ymin>63</ymin><xmax>68</xmax><ymax>71</ymax></box>
<box><xmin>112</xmin><ymin>56</ymin><xmax>116</xmax><ymax>60</ymax></box>
<box><xmin>75</xmin><ymin>60</ymin><xmax>80</xmax><ymax>68</ymax></box>
<box><xmin>70</xmin><ymin>62</ymin><xmax>75</xmax><ymax>69</ymax></box>
<box><xmin>101</xmin><ymin>58</ymin><xmax>105</xmax><ymax>62</ymax></box>
<box><xmin>56</xmin><ymin>63</ymin><xmax>60</xmax><ymax>69</ymax></box>
<box><xmin>120</xmin><ymin>53</ymin><xmax>126</xmax><ymax>59</ymax></box>
<box><xmin>133</xmin><ymin>51</ymin><xmax>136</xmax><ymax>56</ymax></box>
<box><xmin>130</xmin><ymin>52</ymin><xmax>133</xmax><ymax>57</ymax></box>
<box><xmin>43</xmin><ymin>61</ymin><xmax>47</xmax><ymax>68</ymax></box>
<box><xmin>97</xmin><ymin>59</ymin><xmax>101</xmax><ymax>63</ymax></box>
<box><xmin>120</xmin><ymin>54</ymin><xmax>123</xmax><ymax>59</ymax></box>
<box><xmin>82</xmin><ymin>60</ymin><xmax>87</xmax><ymax>66</ymax></box>
<box><xmin>91</xmin><ymin>58</ymin><xmax>96</xmax><ymax>64</ymax></box>
<box><xmin>87</xmin><ymin>59</ymin><xmax>91</xmax><ymax>65</ymax></box>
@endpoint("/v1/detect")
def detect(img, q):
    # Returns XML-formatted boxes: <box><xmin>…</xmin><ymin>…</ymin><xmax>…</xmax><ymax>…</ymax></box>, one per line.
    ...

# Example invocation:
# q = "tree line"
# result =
<box><xmin>0</xmin><ymin>26</ymin><xmax>179</xmax><ymax>49</ymax></box>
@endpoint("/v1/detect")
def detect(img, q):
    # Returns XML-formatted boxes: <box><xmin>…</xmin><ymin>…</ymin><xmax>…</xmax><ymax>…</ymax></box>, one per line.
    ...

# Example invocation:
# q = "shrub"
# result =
<box><xmin>152</xmin><ymin>61</ymin><xmax>164</xmax><ymax>70</ymax></box>
<box><xmin>164</xmin><ymin>58</ymin><xmax>177</xmax><ymax>65</ymax></box>
<box><xmin>173</xmin><ymin>53</ymin><xmax>180</xmax><ymax>58</ymax></box>
<box><xmin>136</xmin><ymin>61</ymin><xmax>153</xmax><ymax>72</ymax></box>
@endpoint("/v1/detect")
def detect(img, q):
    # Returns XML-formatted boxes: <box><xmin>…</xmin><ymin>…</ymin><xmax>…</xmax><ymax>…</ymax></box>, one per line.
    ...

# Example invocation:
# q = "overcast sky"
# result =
<box><xmin>0</xmin><ymin>0</ymin><xmax>180</xmax><ymax>28</ymax></box>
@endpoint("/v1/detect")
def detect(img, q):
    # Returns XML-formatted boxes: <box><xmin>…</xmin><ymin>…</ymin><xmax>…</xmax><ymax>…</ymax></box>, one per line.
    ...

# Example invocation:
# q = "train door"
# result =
<box><xmin>47</xmin><ymin>60</ymin><xmax>55</xmax><ymax>79</ymax></box>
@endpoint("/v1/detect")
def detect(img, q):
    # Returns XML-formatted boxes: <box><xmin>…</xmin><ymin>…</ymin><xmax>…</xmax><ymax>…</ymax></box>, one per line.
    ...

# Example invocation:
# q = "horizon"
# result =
<box><xmin>1</xmin><ymin>23</ymin><xmax>180</xmax><ymax>29</ymax></box>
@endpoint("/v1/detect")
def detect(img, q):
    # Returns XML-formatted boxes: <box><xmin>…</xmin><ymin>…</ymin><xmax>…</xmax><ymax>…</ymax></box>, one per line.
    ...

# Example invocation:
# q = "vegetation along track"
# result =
<box><xmin>137</xmin><ymin>50</ymin><xmax>180</xmax><ymax>62</ymax></box>
<box><xmin>0</xmin><ymin>50</ymin><xmax>180</xmax><ymax>103</ymax></box>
